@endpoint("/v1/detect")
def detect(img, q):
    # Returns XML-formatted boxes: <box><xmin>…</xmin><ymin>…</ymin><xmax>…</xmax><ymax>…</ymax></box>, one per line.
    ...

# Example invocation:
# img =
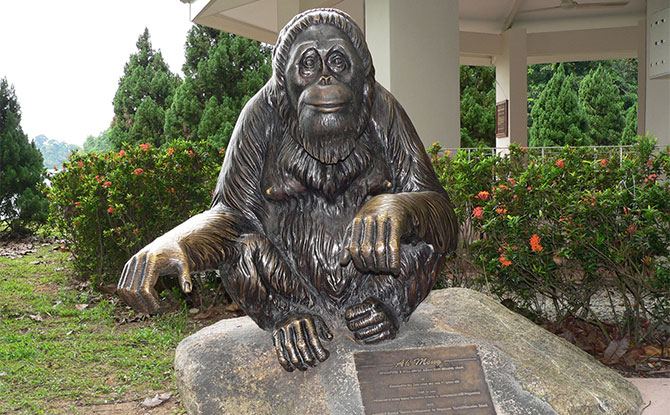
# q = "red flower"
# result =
<box><xmin>186</xmin><ymin>149</ymin><xmax>195</xmax><ymax>157</ymax></box>
<box><xmin>139</xmin><ymin>143</ymin><xmax>151</xmax><ymax>151</ymax></box>
<box><xmin>53</xmin><ymin>164</ymin><xmax>58</xmax><ymax>169</ymax></box>
<box><xmin>555</xmin><ymin>159</ymin><xmax>565</xmax><ymax>168</ymax></box>
<box><xmin>107</xmin><ymin>206</ymin><xmax>115</xmax><ymax>214</ymax></box>
<box><xmin>74</xmin><ymin>201</ymin><xmax>80</xmax><ymax>206</ymax></box>
<box><xmin>473</xmin><ymin>206</ymin><xmax>483</xmax><ymax>220</ymax></box>
<box><xmin>530</xmin><ymin>234</ymin><xmax>543</xmax><ymax>253</ymax></box>
<box><xmin>77</xmin><ymin>161</ymin><xmax>84</xmax><ymax>167</ymax></box>
<box><xmin>499</xmin><ymin>254</ymin><xmax>512</xmax><ymax>267</ymax></box>
<box><xmin>599</xmin><ymin>158</ymin><xmax>608</xmax><ymax>167</ymax></box>
<box><xmin>496</xmin><ymin>206</ymin><xmax>507</xmax><ymax>215</ymax></box>
<box><xmin>645</xmin><ymin>174</ymin><xmax>658</xmax><ymax>183</ymax></box>
<box><xmin>118</xmin><ymin>149</ymin><xmax>125</xmax><ymax>157</ymax></box>
<box><xmin>219</xmin><ymin>148</ymin><xmax>226</xmax><ymax>155</ymax></box>
<box><xmin>476</xmin><ymin>191</ymin><xmax>490</xmax><ymax>201</ymax></box>
<box><xmin>508</xmin><ymin>177</ymin><xmax>516</xmax><ymax>186</ymax></box>
<box><xmin>133</xmin><ymin>168</ymin><xmax>144</xmax><ymax>176</ymax></box>
<box><xmin>103</xmin><ymin>181</ymin><xmax>111</xmax><ymax>188</ymax></box>
<box><xmin>167</xmin><ymin>147</ymin><xmax>175</xmax><ymax>156</ymax></box>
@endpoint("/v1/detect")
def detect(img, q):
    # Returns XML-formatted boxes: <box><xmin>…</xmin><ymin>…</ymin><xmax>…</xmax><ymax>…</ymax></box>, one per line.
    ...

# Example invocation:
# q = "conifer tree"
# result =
<box><xmin>110</xmin><ymin>28</ymin><xmax>180</xmax><ymax>149</ymax></box>
<box><xmin>129</xmin><ymin>97</ymin><xmax>165</xmax><ymax>147</ymax></box>
<box><xmin>579</xmin><ymin>64</ymin><xmax>625</xmax><ymax>145</ymax></box>
<box><xmin>0</xmin><ymin>78</ymin><xmax>47</xmax><ymax>233</ymax></box>
<box><xmin>621</xmin><ymin>102</ymin><xmax>638</xmax><ymax>144</ymax></box>
<box><xmin>460</xmin><ymin>66</ymin><xmax>495</xmax><ymax>147</ymax></box>
<box><xmin>164</xmin><ymin>27</ymin><xmax>271</xmax><ymax>148</ymax></box>
<box><xmin>529</xmin><ymin>63</ymin><xmax>591</xmax><ymax>147</ymax></box>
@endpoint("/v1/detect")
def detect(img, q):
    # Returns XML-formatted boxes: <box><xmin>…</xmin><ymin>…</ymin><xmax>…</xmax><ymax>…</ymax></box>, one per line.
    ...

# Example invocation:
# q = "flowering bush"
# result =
<box><xmin>48</xmin><ymin>139</ymin><xmax>224</xmax><ymax>286</ymax></box>
<box><xmin>430</xmin><ymin>136</ymin><xmax>670</xmax><ymax>342</ymax></box>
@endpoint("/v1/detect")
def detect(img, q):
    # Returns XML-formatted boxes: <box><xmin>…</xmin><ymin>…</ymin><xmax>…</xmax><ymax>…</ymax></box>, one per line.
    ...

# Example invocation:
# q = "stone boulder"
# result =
<box><xmin>174</xmin><ymin>288</ymin><xmax>642</xmax><ymax>414</ymax></box>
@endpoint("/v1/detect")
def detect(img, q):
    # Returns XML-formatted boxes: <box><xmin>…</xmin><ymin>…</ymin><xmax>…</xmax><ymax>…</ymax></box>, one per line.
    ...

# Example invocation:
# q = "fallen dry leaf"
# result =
<box><xmin>603</xmin><ymin>337</ymin><xmax>629</xmax><ymax>364</ymax></box>
<box><xmin>75</xmin><ymin>304</ymin><xmax>89</xmax><ymax>311</ymax></box>
<box><xmin>28</xmin><ymin>314</ymin><xmax>43</xmax><ymax>322</ymax></box>
<box><xmin>644</xmin><ymin>345</ymin><xmax>662</xmax><ymax>357</ymax></box>
<box><xmin>140</xmin><ymin>392</ymin><xmax>172</xmax><ymax>409</ymax></box>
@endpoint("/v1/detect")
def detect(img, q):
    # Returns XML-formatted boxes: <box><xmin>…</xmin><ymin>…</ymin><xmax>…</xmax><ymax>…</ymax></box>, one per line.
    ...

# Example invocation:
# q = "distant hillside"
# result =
<box><xmin>33</xmin><ymin>135</ymin><xmax>81</xmax><ymax>169</ymax></box>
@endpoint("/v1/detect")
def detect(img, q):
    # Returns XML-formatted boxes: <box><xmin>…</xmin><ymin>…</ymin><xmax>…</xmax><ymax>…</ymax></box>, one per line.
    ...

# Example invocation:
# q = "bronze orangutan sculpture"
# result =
<box><xmin>117</xmin><ymin>9</ymin><xmax>458</xmax><ymax>372</ymax></box>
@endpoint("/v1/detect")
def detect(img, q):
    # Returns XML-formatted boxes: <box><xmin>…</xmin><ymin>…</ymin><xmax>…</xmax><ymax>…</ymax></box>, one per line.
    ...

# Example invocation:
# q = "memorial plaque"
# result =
<box><xmin>354</xmin><ymin>345</ymin><xmax>495</xmax><ymax>415</ymax></box>
<box><xmin>495</xmin><ymin>100</ymin><xmax>508</xmax><ymax>138</ymax></box>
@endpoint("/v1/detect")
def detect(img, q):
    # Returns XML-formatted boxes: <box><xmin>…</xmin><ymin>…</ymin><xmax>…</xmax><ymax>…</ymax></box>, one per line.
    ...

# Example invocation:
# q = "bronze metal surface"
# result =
<box><xmin>117</xmin><ymin>8</ymin><xmax>459</xmax><ymax>372</ymax></box>
<box><xmin>354</xmin><ymin>345</ymin><xmax>495</xmax><ymax>415</ymax></box>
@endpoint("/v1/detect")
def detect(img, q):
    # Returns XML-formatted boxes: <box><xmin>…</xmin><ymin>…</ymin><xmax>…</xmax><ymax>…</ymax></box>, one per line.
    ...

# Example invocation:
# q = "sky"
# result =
<box><xmin>0</xmin><ymin>0</ymin><xmax>194</xmax><ymax>147</ymax></box>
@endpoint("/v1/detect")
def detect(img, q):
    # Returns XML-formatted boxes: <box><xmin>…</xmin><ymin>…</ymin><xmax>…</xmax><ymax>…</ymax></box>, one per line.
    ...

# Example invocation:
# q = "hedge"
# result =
<box><xmin>430</xmin><ymin>136</ymin><xmax>670</xmax><ymax>342</ymax></box>
<box><xmin>48</xmin><ymin>139</ymin><xmax>224</xmax><ymax>287</ymax></box>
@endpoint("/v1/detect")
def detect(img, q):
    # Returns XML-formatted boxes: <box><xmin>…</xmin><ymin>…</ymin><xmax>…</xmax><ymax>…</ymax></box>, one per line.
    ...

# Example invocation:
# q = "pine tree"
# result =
<box><xmin>110</xmin><ymin>28</ymin><xmax>180</xmax><ymax>149</ymax></box>
<box><xmin>621</xmin><ymin>102</ymin><xmax>638</xmax><ymax>144</ymax></box>
<box><xmin>460</xmin><ymin>66</ymin><xmax>496</xmax><ymax>147</ymax></box>
<box><xmin>164</xmin><ymin>28</ymin><xmax>271</xmax><ymax>148</ymax></box>
<box><xmin>579</xmin><ymin>64</ymin><xmax>625</xmax><ymax>145</ymax></box>
<box><xmin>0</xmin><ymin>78</ymin><xmax>47</xmax><ymax>233</ymax></box>
<box><xmin>529</xmin><ymin>63</ymin><xmax>591</xmax><ymax>147</ymax></box>
<box><xmin>129</xmin><ymin>97</ymin><xmax>166</xmax><ymax>147</ymax></box>
<box><xmin>163</xmin><ymin>78</ymin><xmax>201</xmax><ymax>141</ymax></box>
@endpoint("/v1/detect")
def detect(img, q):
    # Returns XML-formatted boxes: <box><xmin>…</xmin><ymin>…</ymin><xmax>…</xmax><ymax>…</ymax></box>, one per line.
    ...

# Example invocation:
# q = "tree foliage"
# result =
<box><xmin>578</xmin><ymin>64</ymin><xmax>624</xmax><ymax>146</ymax></box>
<box><xmin>0</xmin><ymin>78</ymin><xmax>47</xmax><ymax>233</ymax></box>
<box><xmin>110</xmin><ymin>28</ymin><xmax>180</xmax><ymax>149</ymax></box>
<box><xmin>529</xmin><ymin>63</ymin><xmax>591</xmax><ymax>147</ymax></box>
<box><xmin>83</xmin><ymin>129</ymin><xmax>112</xmax><ymax>154</ymax></box>
<box><xmin>460</xmin><ymin>66</ymin><xmax>496</xmax><ymax>147</ymax></box>
<box><xmin>621</xmin><ymin>102</ymin><xmax>638</xmax><ymax>145</ymax></box>
<box><xmin>164</xmin><ymin>27</ymin><xmax>272</xmax><ymax>149</ymax></box>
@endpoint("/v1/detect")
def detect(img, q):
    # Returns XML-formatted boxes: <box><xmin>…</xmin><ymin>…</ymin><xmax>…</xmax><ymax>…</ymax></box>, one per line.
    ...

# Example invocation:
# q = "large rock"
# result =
<box><xmin>174</xmin><ymin>288</ymin><xmax>642</xmax><ymax>414</ymax></box>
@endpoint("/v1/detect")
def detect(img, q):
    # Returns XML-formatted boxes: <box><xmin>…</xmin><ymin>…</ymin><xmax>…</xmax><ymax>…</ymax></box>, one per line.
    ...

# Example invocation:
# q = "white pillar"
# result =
<box><xmin>637</xmin><ymin>19</ymin><xmax>647</xmax><ymax>136</ymax></box>
<box><xmin>365</xmin><ymin>0</ymin><xmax>460</xmax><ymax>150</ymax></box>
<box><xmin>645</xmin><ymin>0</ymin><xmax>670</xmax><ymax>148</ymax></box>
<box><xmin>495</xmin><ymin>27</ymin><xmax>528</xmax><ymax>150</ymax></box>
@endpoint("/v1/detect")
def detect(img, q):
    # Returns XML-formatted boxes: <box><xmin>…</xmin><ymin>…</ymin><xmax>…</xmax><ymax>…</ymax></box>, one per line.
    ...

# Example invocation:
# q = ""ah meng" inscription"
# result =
<box><xmin>354</xmin><ymin>345</ymin><xmax>496</xmax><ymax>415</ymax></box>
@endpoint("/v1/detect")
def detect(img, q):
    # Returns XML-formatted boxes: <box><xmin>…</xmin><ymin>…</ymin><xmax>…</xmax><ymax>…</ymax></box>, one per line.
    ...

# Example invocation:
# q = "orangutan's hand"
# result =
<box><xmin>117</xmin><ymin>237</ymin><xmax>192</xmax><ymax>314</ymax></box>
<box><xmin>340</xmin><ymin>194</ymin><xmax>409</xmax><ymax>275</ymax></box>
<box><xmin>272</xmin><ymin>314</ymin><xmax>333</xmax><ymax>372</ymax></box>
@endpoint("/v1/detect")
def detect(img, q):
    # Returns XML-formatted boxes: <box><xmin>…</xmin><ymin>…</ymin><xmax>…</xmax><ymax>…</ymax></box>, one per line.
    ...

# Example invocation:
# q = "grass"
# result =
<box><xmin>0</xmin><ymin>242</ymin><xmax>203</xmax><ymax>414</ymax></box>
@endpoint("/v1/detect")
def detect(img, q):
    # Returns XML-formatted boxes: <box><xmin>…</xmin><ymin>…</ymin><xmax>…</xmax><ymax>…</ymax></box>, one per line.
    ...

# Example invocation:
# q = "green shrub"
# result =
<box><xmin>48</xmin><ymin>139</ymin><xmax>224</xmax><ymax>286</ymax></box>
<box><xmin>430</xmin><ymin>136</ymin><xmax>670</xmax><ymax>342</ymax></box>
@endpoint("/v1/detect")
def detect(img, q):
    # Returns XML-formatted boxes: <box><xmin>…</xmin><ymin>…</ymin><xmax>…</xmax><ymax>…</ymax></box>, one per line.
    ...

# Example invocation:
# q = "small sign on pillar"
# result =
<box><xmin>495</xmin><ymin>100</ymin><xmax>508</xmax><ymax>138</ymax></box>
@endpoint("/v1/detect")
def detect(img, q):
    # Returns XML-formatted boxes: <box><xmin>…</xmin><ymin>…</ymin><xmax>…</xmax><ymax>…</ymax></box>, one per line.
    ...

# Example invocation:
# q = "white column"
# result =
<box><xmin>495</xmin><ymin>27</ymin><xmax>528</xmax><ymax>150</ymax></box>
<box><xmin>645</xmin><ymin>0</ymin><xmax>670</xmax><ymax>148</ymax></box>
<box><xmin>637</xmin><ymin>19</ymin><xmax>647</xmax><ymax>136</ymax></box>
<box><xmin>365</xmin><ymin>0</ymin><xmax>460</xmax><ymax>150</ymax></box>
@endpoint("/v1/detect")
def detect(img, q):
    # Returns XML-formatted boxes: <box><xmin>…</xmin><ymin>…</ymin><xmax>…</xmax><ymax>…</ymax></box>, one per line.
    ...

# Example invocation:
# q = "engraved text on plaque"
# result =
<box><xmin>354</xmin><ymin>345</ymin><xmax>495</xmax><ymax>415</ymax></box>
